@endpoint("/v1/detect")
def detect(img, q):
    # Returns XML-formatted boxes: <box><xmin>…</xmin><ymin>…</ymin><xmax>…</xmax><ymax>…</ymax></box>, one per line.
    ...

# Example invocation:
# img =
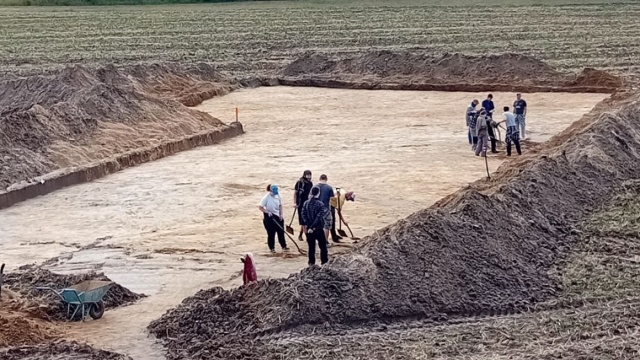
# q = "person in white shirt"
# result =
<box><xmin>258</xmin><ymin>185</ymin><xmax>289</xmax><ymax>253</ymax></box>
<box><xmin>497</xmin><ymin>106</ymin><xmax>522</xmax><ymax>156</ymax></box>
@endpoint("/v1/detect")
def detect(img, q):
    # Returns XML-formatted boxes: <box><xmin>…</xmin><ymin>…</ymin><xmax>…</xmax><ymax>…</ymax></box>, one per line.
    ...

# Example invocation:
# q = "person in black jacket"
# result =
<box><xmin>481</xmin><ymin>94</ymin><xmax>498</xmax><ymax>154</ymax></box>
<box><xmin>294</xmin><ymin>170</ymin><xmax>313</xmax><ymax>241</ymax></box>
<box><xmin>302</xmin><ymin>186</ymin><xmax>330</xmax><ymax>266</ymax></box>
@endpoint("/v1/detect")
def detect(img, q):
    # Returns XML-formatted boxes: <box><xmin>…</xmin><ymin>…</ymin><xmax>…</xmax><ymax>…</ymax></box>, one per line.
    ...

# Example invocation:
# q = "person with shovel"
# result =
<box><xmin>302</xmin><ymin>186</ymin><xmax>330</xmax><ymax>266</ymax></box>
<box><xmin>293</xmin><ymin>170</ymin><xmax>313</xmax><ymax>241</ymax></box>
<box><xmin>259</xmin><ymin>185</ymin><xmax>290</xmax><ymax>254</ymax></box>
<box><xmin>331</xmin><ymin>189</ymin><xmax>357</xmax><ymax>241</ymax></box>
<box><xmin>316</xmin><ymin>174</ymin><xmax>336</xmax><ymax>243</ymax></box>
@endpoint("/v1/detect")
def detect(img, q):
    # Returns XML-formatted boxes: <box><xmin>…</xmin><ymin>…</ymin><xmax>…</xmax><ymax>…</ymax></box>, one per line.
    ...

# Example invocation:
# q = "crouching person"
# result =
<box><xmin>302</xmin><ymin>186</ymin><xmax>330</xmax><ymax>266</ymax></box>
<box><xmin>241</xmin><ymin>253</ymin><xmax>257</xmax><ymax>285</ymax></box>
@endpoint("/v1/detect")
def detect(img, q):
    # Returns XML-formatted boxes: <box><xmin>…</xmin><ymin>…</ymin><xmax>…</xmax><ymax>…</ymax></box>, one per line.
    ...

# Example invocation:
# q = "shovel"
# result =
<box><xmin>286</xmin><ymin>208</ymin><xmax>296</xmax><ymax>235</ymax></box>
<box><xmin>0</xmin><ymin>263</ymin><xmax>4</xmax><ymax>302</ymax></box>
<box><xmin>336</xmin><ymin>191</ymin><xmax>348</xmax><ymax>238</ymax></box>
<box><xmin>271</xmin><ymin>217</ymin><xmax>307</xmax><ymax>255</ymax></box>
<box><xmin>337</xmin><ymin>208</ymin><xmax>361</xmax><ymax>242</ymax></box>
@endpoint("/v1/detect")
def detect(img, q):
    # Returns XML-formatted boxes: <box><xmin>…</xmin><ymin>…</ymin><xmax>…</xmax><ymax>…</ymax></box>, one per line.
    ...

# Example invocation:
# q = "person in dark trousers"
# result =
<box><xmin>293</xmin><ymin>170</ymin><xmax>313</xmax><ymax>241</ymax></box>
<box><xmin>258</xmin><ymin>185</ymin><xmax>289</xmax><ymax>253</ymax></box>
<box><xmin>513</xmin><ymin>93</ymin><xmax>528</xmax><ymax>140</ymax></box>
<box><xmin>302</xmin><ymin>186</ymin><xmax>330</xmax><ymax>266</ymax></box>
<box><xmin>315</xmin><ymin>174</ymin><xmax>336</xmax><ymax>242</ymax></box>
<box><xmin>466</xmin><ymin>99</ymin><xmax>479</xmax><ymax>149</ymax></box>
<box><xmin>475</xmin><ymin>109</ymin><xmax>489</xmax><ymax>157</ymax></box>
<box><xmin>481</xmin><ymin>94</ymin><xmax>498</xmax><ymax>153</ymax></box>
<box><xmin>498</xmin><ymin>106</ymin><xmax>522</xmax><ymax>156</ymax></box>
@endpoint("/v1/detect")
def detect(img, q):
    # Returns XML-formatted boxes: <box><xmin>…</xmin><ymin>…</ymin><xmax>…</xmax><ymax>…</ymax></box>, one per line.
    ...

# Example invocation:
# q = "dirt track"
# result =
<box><xmin>0</xmin><ymin>87</ymin><xmax>604</xmax><ymax>359</ymax></box>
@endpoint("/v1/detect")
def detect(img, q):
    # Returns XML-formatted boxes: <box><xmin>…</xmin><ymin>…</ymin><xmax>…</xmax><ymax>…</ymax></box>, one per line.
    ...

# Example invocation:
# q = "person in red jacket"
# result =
<box><xmin>241</xmin><ymin>253</ymin><xmax>257</xmax><ymax>285</ymax></box>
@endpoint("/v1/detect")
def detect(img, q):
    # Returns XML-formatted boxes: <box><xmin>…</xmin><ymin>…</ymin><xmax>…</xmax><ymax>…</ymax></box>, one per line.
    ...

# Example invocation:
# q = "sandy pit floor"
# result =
<box><xmin>0</xmin><ymin>88</ymin><xmax>606</xmax><ymax>359</ymax></box>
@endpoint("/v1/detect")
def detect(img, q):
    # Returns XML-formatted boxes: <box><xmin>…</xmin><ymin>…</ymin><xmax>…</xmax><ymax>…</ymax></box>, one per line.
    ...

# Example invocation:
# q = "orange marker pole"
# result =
<box><xmin>235</xmin><ymin>107</ymin><xmax>239</xmax><ymax>123</ymax></box>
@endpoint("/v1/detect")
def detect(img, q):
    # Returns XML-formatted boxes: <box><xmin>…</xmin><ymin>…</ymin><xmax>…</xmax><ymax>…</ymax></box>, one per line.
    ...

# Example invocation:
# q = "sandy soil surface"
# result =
<box><xmin>0</xmin><ymin>88</ymin><xmax>606</xmax><ymax>359</ymax></box>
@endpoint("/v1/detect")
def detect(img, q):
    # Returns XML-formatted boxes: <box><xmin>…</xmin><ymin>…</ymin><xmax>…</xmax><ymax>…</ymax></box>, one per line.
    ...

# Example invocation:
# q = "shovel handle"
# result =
<box><xmin>0</xmin><ymin>263</ymin><xmax>4</xmax><ymax>301</ymax></box>
<box><xmin>288</xmin><ymin>208</ymin><xmax>297</xmax><ymax>227</ymax></box>
<box><xmin>271</xmin><ymin>217</ymin><xmax>306</xmax><ymax>255</ymax></box>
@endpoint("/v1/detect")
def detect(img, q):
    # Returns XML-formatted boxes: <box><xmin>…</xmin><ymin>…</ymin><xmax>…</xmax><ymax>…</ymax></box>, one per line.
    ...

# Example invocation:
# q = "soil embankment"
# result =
<box><xmin>148</xmin><ymin>87</ymin><xmax>640</xmax><ymax>359</ymax></box>
<box><xmin>0</xmin><ymin>266</ymin><xmax>143</xmax><ymax>358</ymax></box>
<box><xmin>280</xmin><ymin>51</ymin><xmax>624</xmax><ymax>93</ymax></box>
<box><xmin>0</xmin><ymin>63</ymin><xmax>242</xmax><ymax>205</ymax></box>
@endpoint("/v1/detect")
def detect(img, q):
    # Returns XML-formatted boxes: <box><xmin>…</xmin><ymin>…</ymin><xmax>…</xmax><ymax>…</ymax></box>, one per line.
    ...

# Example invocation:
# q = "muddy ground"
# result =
<box><xmin>0</xmin><ymin>51</ymin><xmax>632</xmax><ymax>359</ymax></box>
<box><xmin>147</xmin><ymin>91</ymin><xmax>640</xmax><ymax>359</ymax></box>
<box><xmin>0</xmin><ymin>87</ymin><xmax>605</xmax><ymax>359</ymax></box>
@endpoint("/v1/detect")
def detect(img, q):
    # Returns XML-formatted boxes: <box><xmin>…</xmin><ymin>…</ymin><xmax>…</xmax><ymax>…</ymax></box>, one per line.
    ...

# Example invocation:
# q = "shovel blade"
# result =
<box><xmin>337</xmin><ymin>229</ymin><xmax>348</xmax><ymax>238</ymax></box>
<box><xmin>285</xmin><ymin>225</ymin><xmax>295</xmax><ymax>235</ymax></box>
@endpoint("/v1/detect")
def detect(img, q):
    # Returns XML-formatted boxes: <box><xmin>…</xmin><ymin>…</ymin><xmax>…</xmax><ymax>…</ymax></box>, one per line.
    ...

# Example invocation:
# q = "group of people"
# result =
<box><xmin>466</xmin><ymin>93</ymin><xmax>528</xmax><ymax>157</ymax></box>
<box><xmin>258</xmin><ymin>171</ymin><xmax>354</xmax><ymax>266</ymax></box>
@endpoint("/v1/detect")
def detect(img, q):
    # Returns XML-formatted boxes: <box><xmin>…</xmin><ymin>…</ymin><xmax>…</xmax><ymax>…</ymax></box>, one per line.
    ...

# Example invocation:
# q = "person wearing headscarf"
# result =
<box><xmin>294</xmin><ymin>170</ymin><xmax>313</xmax><ymax>241</ymax></box>
<box><xmin>329</xmin><ymin>188</ymin><xmax>356</xmax><ymax>243</ymax></box>
<box><xmin>241</xmin><ymin>253</ymin><xmax>257</xmax><ymax>285</ymax></box>
<box><xmin>302</xmin><ymin>186</ymin><xmax>330</xmax><ymax>266</ymax></box>
<box><xmin>258</xmin><ymin>185</ymin><xmax>289</xmax><ymax>253</ymax></box>
<box><xmin>466</xmin><ymin>99</ymin><xmax>480</xmax><ymax>149</ymax></box>
<box><xmin>475</xmin><ymin>109</ymin><xmax>490</xmax><ymax>157</ymax></box>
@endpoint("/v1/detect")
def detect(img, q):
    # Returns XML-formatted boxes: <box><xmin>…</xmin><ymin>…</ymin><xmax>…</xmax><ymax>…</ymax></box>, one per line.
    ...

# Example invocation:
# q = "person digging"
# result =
<box><xmin>258</xmin><ymin>185</ymin><xmax>290</xmax><ymax>254</ymax></box>
<box><xmin>293</xmin><ymin>170</ymin><xmax>313</xmax><ymax>241</ymax></box>
<box><xmin>330</xmin><ymin>188</ymin><xmax>356</xmax><ymax>242</ymax></box>
<box><xmin>302</xmin><ymin>186</ymin><xmax>330</xmax><ymax>266</ymax></box>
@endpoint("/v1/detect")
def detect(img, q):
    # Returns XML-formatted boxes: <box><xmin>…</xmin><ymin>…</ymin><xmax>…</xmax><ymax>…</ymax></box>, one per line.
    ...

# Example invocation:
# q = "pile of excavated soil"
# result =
<box><xmin>148</xmin><ymin>90</ymin><xmax>640</xmax><ymax>359</ymax></box>
<box><xmin>0</xmin><ymin>290</ymin><xmax>60</xmax><ymax>348</ymax></box>
<box><xmin>281</xmin><ymin>50</ymin><xmax>624</xmax><ymax>93</ymax></box>
<box><xmin>284</xmin><ymin>51</ymin><xmax>558</xmax><ymax>79</ymax></box>
<box><xmin>0</xmin><ymin>313</ymin><xmax>59</xmax><ymax>348</ymax></box>
<box><xmin>0</xmin><ymin>63</ymin><xmax>234</xmax><ymax>190</ymax></box>
<box><xmin>3</xmin><ymin>266</ymin><xmax>145</xmax><ymax>321</ymax></box>
<box><xmin>0</xmin><ymin>341</ymin><xmax>131</xmax><ymax>360</ymax></box>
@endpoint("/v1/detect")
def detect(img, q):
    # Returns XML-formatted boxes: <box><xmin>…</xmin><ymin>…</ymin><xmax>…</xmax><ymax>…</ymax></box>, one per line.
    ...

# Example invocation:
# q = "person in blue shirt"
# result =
<box><xmin>481</xmin><ymin>94</ymin><xmax>498</xmax><ymax>153</ymax></box>
<box><xmin>315</xmin><ymin>174</ymin><xmax>336</xmax><ymax>241</ymax></box>
<box><xmin>513</xmin><ymin>93</ymin><xmax>528</xmax><ymax>140</ymax></box>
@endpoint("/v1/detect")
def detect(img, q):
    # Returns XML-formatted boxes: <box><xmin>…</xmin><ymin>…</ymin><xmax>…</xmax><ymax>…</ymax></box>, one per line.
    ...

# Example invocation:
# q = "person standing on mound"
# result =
<box><xmin>258</xmin><ymin>185</ymin><xmax>290</xmax><ymax>254</ymax></box>
<box><xmin>302</xmin><ymin>186</ymin><xmax>330</xmax><ymax>266</ymax></box>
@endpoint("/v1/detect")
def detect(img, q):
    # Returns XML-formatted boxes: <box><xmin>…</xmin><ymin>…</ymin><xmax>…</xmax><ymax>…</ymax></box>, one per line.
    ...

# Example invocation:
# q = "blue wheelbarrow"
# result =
<box><xmin>36</xmin><ymin>280</ymin><xmax>113</xmax><ymax>321</ymax></box>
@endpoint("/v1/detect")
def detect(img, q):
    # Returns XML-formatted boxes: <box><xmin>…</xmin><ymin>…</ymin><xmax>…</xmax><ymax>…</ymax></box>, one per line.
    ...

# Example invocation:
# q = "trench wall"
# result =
<box><xmin>0</xmin><ymin>123</ymin><xmax>243</xmax><ymax>209</ymax></box>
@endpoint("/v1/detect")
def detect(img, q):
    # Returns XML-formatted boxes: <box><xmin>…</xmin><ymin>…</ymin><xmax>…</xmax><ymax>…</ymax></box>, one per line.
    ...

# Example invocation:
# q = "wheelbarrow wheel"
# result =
<box><xmin>89</xmin><ymin>300</ymin><xmax>105</xmax><ymax>320</ymax></box>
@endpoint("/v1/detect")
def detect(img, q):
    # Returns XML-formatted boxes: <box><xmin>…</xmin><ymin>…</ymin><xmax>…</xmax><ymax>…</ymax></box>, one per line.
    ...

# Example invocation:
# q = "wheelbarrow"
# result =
<box><xmin>36</xmin><ymin>280</ymin><xmax>113</xmax><ymax>321</ymax></box>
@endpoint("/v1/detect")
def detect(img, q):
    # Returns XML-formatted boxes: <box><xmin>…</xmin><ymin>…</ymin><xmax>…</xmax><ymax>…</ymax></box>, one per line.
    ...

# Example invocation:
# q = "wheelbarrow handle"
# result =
<box><xmin>36</xmin><ymin>286</ymin><xmax>66</xmax><ymax>302</ymax></box>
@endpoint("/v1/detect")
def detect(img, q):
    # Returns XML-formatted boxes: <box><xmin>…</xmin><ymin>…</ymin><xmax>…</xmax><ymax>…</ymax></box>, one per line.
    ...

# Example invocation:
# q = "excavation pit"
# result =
<box><xmin>0</xmin><ymin>87</ymin><xmax>608</xmax><ymax>358</ymax></box>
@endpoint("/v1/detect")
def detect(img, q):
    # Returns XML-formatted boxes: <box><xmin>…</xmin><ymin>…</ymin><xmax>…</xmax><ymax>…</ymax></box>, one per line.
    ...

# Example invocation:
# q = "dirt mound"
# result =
<box><xmin>0</xmin><ymin>313</ymin><xmax>59</xmax><ymax>348</ymax></box>
<box><xmin>0</xmin><ymin>341</ymin><xmax>131</xmax><ymax>360</ymax></box>
<box><xmin>0</xmin><ymin>63</ymin><xmax>232</xmax><ymax>190</ymax></box>
<box><xmin>148</xmin><ymin>92</ymin><xmax>640</xmax><ymax>359</ymax></box>
<box><xmin>3</xmin><ymin>266</ymin><xmax>145</xmax><ymax>321</ymax></box>
<box><xmin>284</xmin><ymin>50</ymin><xmax>557</xmax><ymax>80</ymax></box>
<box><xmin>281</xmin><ymin>50</ymin><xmax>624</xmax><ymax>93</ymax></box>
<box><xmin>570</xmin><ymin>67</ymin><xmax>625</xmax><ymax>89</ymax></box>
